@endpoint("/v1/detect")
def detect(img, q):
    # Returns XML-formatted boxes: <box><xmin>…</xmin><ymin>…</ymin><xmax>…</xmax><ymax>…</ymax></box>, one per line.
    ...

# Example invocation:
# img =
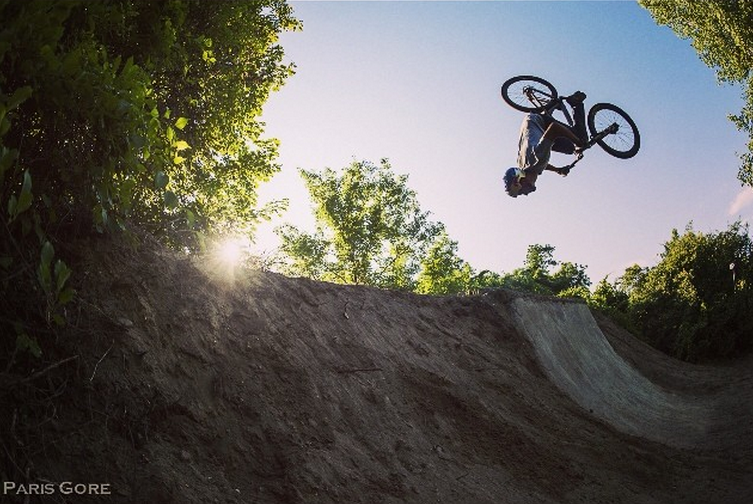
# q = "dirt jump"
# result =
<box><xmin>2</xmin><ymin>232</ymin><xmax>752</xmax><ymax>503</ymax></box>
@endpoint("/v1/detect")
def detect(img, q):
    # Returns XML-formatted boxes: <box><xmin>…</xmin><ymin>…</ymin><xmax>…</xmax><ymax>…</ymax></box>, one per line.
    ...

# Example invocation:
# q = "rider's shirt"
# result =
<box><xmin>517</xmin><ymin>113</ymin><xmax>554</xmax><ymax>175</ymax></box>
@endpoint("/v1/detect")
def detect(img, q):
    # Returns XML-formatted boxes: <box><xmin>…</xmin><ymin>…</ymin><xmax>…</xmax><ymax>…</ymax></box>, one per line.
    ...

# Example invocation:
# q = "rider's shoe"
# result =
<box><xmin>565</xmin><ymin>91</ymin><xmax>587</xmax><ymax>106</ymax></box>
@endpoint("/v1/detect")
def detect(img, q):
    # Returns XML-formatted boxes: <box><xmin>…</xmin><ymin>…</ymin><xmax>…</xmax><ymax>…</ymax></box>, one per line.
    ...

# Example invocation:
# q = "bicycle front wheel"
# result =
<box><xmin>501</xmin><ymin>75</ymin><xmax>558</xmax><ymax>113</ymax></box>
<box><xmin>587</xmin><ymin>103</ymin><xmax>640</xmax><ymax>159</ymax></box>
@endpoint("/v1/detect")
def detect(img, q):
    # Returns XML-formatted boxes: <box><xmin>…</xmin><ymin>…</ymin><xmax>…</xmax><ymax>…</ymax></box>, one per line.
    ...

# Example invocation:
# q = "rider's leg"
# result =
<box><xmin>551</xmin><ymin>137</ymin><xmax>575</xmax><ymax>154</ymax></box>
<box><xmin>542</xmin><ymin>120</ymin><xmax>583</xmax><ymax>148</ymax></box>
<box><xmin>571</xmin><ymin>102</ymin><xmax>588</xmax><ymax>146</ymax></box>
<box><xmin>542</xmin><ymin>93</ymin><xmax>588</xmax><ymax>149</ymax></box>
<box><xmin>566</xmin><ymin>92</ymin><xmax>588</xmax><ymax>146</ymax></box>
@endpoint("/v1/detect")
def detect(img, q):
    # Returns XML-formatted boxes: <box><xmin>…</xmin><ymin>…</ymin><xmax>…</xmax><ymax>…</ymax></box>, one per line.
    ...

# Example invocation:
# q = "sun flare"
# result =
<box><xmin>213</xmin><ymin>236</ymin><xmax>252</xmax><ymax>270</ymax></box>
<box><xmin>218</xmin><ymin>238</ymin><xmax>244</xmax><ymax>265</ymax></box>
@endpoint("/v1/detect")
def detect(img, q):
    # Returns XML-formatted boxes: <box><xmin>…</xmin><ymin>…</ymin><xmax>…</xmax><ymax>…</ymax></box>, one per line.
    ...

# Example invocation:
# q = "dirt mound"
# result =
<box><xmin>2</xmin><ymin>232</ymin><xmax>752</xmax><ymax>504</ymax></box>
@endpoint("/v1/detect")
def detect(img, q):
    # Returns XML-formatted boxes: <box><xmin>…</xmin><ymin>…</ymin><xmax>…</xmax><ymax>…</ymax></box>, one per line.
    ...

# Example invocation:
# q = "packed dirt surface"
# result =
<box><xmin>2</xmin><ymin>232</ymin><xmax>752</xmax><ymax>503</ymax></box>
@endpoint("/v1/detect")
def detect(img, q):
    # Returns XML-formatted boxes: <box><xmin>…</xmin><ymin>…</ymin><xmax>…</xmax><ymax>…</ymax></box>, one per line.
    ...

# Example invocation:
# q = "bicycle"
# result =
<box><xmin>501</xmin><ymin>75</ymin><xmax>640</xmax><ymax>170</ymax></box>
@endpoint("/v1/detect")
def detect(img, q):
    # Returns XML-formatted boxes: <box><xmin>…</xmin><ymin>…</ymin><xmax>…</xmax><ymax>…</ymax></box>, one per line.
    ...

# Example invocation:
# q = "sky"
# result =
<box><xmin>251</xmin><ymin>0</ymin><xmax>752</xmax><ymax>285</ymax></box>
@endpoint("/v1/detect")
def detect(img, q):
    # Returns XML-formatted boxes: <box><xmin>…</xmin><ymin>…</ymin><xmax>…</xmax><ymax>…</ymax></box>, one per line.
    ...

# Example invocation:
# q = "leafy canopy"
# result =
<box><xmin>492</xmin><ymin>244</ymin><xmax>591</xmax><ymax>298</ymax></box>
<box><xmin>0</xmin><ymin>0</ymin><xmax>299</xmax><ymax>361</ymax></box>
<box><xmin>589</xmin><ymin>222</ymin><xmax>753</xmax><ymax>362</ymax></box>
<box><xmin>415</xmin><ymin>231</ymin><xmax>475</xmax><ymax>295</ymax></box>
<box><xmin>276</xmin><ymin>159</ymin><xmax>446</xmax><ymax>290</ymax></box>
<box><xmin>639</xmin><ymin>0</ymin><xmax>753</xmax><ymax>185</ymax></box>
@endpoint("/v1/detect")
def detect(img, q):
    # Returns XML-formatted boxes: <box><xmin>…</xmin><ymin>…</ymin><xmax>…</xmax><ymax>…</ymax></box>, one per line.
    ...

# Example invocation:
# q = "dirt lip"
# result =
<box><xmin>507</xmin><ymin>295</ymin><xmax>753</xmax><ymax>451</ymax></box>
<box><xmin>2</xmin><ymin>232</ymin><xmax>752</xmax><ymax>504</ymax></box>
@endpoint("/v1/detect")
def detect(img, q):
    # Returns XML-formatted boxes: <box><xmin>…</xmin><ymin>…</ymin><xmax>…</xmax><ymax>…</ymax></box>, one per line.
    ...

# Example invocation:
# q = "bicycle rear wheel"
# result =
<box><xmin>587</xmin><ymin>103</ymin><xmax>640</xmax><ymax>159</ymax></box>
<box><xmin>501</xmin><ymin>75</ymin><xmax>558</xmax><ymax>113</ymax></box>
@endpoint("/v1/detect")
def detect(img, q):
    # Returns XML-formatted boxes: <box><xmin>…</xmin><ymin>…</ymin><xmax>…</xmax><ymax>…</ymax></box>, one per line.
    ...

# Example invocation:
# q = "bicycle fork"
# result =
<box><xmin>587</xmin><ymin>122</ymin><xmax>619</xmax><ymax>148</ymax></box>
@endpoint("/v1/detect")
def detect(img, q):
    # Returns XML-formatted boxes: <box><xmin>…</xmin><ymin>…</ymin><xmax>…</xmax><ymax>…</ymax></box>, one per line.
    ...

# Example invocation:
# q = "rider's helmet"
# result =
<box><xmin>504</xmin><ymin>167</ymin><xmax>524</xmax><ymax>197</ymax></box>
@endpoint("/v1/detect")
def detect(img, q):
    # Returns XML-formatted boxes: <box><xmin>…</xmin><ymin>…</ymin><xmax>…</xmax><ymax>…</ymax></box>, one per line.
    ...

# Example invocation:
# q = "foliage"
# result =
<box><xmin>495</xmin><ymin>244</ymin><xmax>592</xmax><ymax>297</ymax></box>
<box><xmin>592</xmin><ymin>223</ymin><xmax>753</xmax><ymax>362</ymax></box>
<box><xmin>639</xmin><ymin>0</ymin><xmax>753</xmax><ymax>185</ymax></box>
<box><xmin>416</xmin><ymin>231</ymin><xmax>474</xmax><ymax>295</ymax></box>
<box><xmin>586</xmin><ymin>276</ymin><xmax>637</xmax><ymax>335</ymax></box>
<box><xmin>277</xmin><ymin>169</ymin><xmax>595</xmax><ymax>299</ymax></box>
<box><xmin>419</xmin><ymin>242</ymin><xmax>592</xmax><ymax>297</ymax></box>
<box><xmin>0</xmin><ymin>0</ymin><xmax>299</xmax><ymax>364</ymax></box>
<box><xmin>274</xmin><ymin>159</ymin><xmax>596</xmax><ymax>296</ymax></box>
<box><xmin>276</xmin><ymin>159</ymin><xmax>446</xmax><ymax>290</ymax></box>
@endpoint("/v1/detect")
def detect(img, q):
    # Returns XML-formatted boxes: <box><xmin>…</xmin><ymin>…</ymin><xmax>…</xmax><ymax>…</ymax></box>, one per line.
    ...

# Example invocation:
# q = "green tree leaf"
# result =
<box><xmin>7</xmin><ymin>86</ymin><xmax>33</xmax><ymax>111</ymax></box>
<box><xmin>16</xmin><ymin>332</ymin><xmax>42</xmax><ymax>358</ymax></box>
<box><xmin>164</xmin><ymin>190</ymin><xmax>179</xmax><ymax>209</ymax></box>
<box><xmin>37</xmin><ymin>241</ymin><xmax>55</xmax><ymax>294</ymax></box>
<box><xmin>155</xmin><ymin>171</ymin><xmax>169</xmax><ymax>189</ymax></box>
<box><xmin>173</xmin><ymin>140</ymin><xmax>190</xmax><ymax>151</ymax></box>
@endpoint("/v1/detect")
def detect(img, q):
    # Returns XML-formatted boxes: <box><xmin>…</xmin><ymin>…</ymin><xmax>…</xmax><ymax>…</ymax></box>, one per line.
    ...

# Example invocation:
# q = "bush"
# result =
<box><xmin>0</xmin><ymin>0</ymin><xmax>299</xmax><ymax>368</ymax></box>
<box><xmin>594</xmin><ymin>223</ymin><xmax>753</xmax><ymax>362</ymax></box>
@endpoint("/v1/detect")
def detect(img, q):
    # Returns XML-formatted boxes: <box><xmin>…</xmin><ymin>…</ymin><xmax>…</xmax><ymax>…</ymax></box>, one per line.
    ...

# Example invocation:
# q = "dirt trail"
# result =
<box><xmin>2</xmin><ymin>233</ymin><xmax>752</xmax><ymax>503</ymax></box>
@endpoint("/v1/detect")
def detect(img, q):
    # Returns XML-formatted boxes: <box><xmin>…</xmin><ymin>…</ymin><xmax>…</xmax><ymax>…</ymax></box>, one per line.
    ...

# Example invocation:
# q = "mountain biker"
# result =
<box><xmin>504</xmin><ymin>91</ymin><xmax>589</xmax><ymax>198</ymax></box>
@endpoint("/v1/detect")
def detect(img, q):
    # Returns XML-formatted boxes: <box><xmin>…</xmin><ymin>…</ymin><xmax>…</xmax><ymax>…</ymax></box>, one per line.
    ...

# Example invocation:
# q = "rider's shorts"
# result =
<box><xmin>517</xmin><ymin>113</ymin><xmax>553</xmax><ymax>175</ymax></box>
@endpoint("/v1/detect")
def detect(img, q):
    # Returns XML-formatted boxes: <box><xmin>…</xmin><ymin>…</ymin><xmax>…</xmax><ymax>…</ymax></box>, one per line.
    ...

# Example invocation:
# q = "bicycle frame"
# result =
<box><xmin>521</xmin><ymin>86</ymin><xmax>575</xmax><ymax>128</ymax></box>
<box><xmin>504</xmin><ymin>75</ymin><xmax>640</xmax><ymax>162</ymax></box>
<box><xmin>530</xmin><ymin>99</ymin><xmax>617</xmax><ymax>171</ymax></box>
<box><xmin>521</xmin><ymin>86</ymin><xmax>623</xmax><ymax>171</ymax></box>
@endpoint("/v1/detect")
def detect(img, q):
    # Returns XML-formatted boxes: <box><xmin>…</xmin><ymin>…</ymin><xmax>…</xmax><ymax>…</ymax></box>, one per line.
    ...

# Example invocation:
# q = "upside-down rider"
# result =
<box><xmin>504</xmin><ymin>91</ymin><xmax>589</xmax><ymax>197</ymax></box>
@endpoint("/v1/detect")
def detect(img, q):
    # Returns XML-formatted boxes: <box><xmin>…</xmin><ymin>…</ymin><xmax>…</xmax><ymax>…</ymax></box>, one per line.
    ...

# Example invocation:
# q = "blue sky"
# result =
<box><xmin>253</xmin><ymin>0</ymin><xmax>751</xmax><ymax>284</ymax></box>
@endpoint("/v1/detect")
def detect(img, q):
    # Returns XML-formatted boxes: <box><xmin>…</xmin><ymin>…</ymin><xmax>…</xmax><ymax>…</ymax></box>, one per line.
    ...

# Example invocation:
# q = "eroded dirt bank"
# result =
<box><xmin>2</xmin><ymin>233</ymin><xmax>752</xmax><ymax>504</ymax></box>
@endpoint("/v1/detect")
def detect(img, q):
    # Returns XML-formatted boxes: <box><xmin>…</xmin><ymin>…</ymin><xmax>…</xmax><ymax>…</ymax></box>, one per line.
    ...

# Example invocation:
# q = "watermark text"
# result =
<box><xmin>3</xmin><ymin>481</ymin><xmax>112</xmax><ymax>496</ymax></box>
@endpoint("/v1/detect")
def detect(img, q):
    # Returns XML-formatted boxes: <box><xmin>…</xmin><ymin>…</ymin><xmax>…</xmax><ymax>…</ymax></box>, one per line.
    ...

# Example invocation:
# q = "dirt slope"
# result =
<box><xmin>510</xmin><ymin>297</ymin><xmax>753</xmax><ymax>451</ymax></box>
<box><xmin>2</xmin><ymin>233</ymin><xmax>752</xmax><ymax>504</ymax></box>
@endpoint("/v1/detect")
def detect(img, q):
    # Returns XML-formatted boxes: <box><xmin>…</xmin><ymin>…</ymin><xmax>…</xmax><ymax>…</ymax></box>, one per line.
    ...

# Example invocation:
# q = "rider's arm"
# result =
<box><xmin>544</xmin><ymin>164</ymin><xmax>570</xmax><ymax>176</ymax></box>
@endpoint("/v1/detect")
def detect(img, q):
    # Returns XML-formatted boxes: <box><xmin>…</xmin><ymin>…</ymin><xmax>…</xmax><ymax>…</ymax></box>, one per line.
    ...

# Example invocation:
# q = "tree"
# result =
<box><xmin>0</xmin><ymin>1</ymin><xmax>299</xmax><ymax>363</ymax></box>
<box><xmin>525</xmin><ymin>244</ymin><xmax>558</xmax><ymax>282</ymax></box>
<box><xmin>595</xmin><ymin>222</ymin><xmax>753</xmax><ymax>362</ymax></box>
<box><xmin>276</xmin><ymin>159</ymin><xmax>445</xmax><ymax>290</ymax></box>
<box><xmin>2</xmin><ymin>0</ymin><xmax>298</xmax><ymax>240</ymax></box>
<box><xmin>416</xmin><ymin>231</ymin><xmax>474</xmax><ymax>295</ymax></box>
<box><xmin>497</xmin><ymin>244</ymin><xmax>591</xmax><ymax>297</ymax></box>
<box><xmin>639</xmin><ymin>0</ymin><xmax>753</xmax><ymax>185</ymax></box>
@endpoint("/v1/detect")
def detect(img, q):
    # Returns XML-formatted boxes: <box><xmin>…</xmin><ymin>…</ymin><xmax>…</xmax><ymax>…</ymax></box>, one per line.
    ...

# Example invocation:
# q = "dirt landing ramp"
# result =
<box><xmin>5</xmin><ymin>235</ymin><xmax>752</xmax><ymax>504</ymax></box>
<box><xmin>509</xmin><ymin>296</ymin><xmax>750</xmax><ymax>450</ymax></box>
